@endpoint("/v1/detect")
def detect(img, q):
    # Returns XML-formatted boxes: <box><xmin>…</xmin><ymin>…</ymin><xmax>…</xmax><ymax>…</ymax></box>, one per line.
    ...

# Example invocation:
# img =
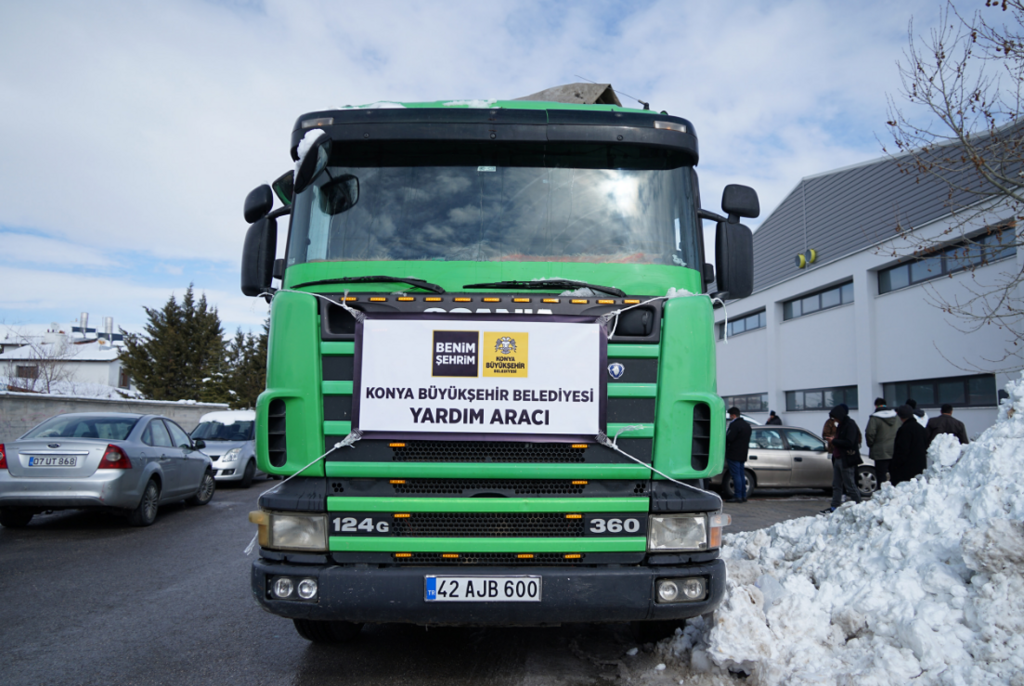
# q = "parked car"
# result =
<box><xmin>190</xmin><ymin>410</ymin><xmax>262</xmax><ymax>487</ymax></box>
<box><xmin>709</xmin><ymin>425</ymin><xmax>877</xmax><ymax>498</ymax></box>
<box><xmin>0</xmin><ymin>412</ymin><xmax>215</xmax><ymax>528</ymax></box>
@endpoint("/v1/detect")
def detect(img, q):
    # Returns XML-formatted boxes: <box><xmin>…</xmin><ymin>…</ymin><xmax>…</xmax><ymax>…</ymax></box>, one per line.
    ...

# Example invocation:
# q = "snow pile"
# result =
<box><xmin>651</xmin><ymin>375</ymin><xmax>1024</xmax><ymax>685</ymax></box>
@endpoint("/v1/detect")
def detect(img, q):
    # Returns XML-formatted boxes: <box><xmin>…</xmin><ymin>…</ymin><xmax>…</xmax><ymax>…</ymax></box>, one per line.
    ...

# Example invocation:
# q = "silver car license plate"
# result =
<box><xmin>28</xmin><ymin>456</ymin><xmax>77</xmax><ymax>467</ymax></box>
<box><xmin>425</xmin><ymin>575</ymin><xmax>542</xmax><ymax>602</ymax></box>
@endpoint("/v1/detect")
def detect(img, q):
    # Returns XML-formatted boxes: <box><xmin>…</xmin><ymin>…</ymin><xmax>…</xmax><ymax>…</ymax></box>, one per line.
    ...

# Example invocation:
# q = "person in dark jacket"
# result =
<box><xmin>766</xmin><ymin>410</ymin><xmax>782</xmax><ymax>426</ymax></box>
<box><xmin>725</xmin><ymin>407</ymin><xmax>752</xmax><ymax>503</ymax></box>
<box><xmin>926</xmin><ymin>404</ymin><xmax>970</xmax><ymax>445</ymax></box>
<box><xmin>822</xmin><ymin>404</ymin><xmax>862</xmax><ymax>513</ymax></box>
<box><xmin>891</xmin><ymin>405</ymin><xmax>930</xmax><ymax>484</ymax></box>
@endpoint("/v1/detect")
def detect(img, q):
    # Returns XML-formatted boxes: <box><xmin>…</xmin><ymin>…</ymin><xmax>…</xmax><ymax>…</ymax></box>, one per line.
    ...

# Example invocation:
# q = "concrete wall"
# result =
<box><xmin>0</xmin><ymin>393</ymin><xmax>229</xmax><ymax>444</ymax></box>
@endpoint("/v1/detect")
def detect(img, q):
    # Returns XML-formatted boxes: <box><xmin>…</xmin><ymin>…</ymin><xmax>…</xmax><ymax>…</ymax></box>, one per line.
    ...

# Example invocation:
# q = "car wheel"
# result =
<box><xmin>856</xmin><ymin>466</ymin><xmax>878</xmax><ymax>497</ymax></box>
<box><xmin>128</xmin><ymin>480</ymin><xmax>160</xmax><ymax>527</ymax></box>
<box><xmin>188</xmin><ymin>471</ymin><xmax>216</xmax><ymax>506</ymax></box>
<box><xmin>722</xmin><ymin>470</ymin><xmax>754</xmax><ymax>499</ymax></box>
<box><xmin>293</xmin><ymin>619</ymin><xmax>363</xmax><ymax>643</ymax></box>
<box><xmin>630</xmin><ymin>619</ymin><xmax>682</xmax><ymax>643</ymax></box>
<box><xmin>0</xmin><ymin>507</ymin><xmax>35</xmax><ymax>528</ymax></box>
<box><xmin>241</xmin><ymin>460</ymin><xmax>256</xmax><ymax>488</ymax></box>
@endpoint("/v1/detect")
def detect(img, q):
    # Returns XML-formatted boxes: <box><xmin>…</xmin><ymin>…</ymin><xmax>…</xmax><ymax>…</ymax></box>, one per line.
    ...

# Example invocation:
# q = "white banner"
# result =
<box><xmin>355</xmin><ymin>317</ymin><xmax>603</xmax><ymax>436</ymax></box>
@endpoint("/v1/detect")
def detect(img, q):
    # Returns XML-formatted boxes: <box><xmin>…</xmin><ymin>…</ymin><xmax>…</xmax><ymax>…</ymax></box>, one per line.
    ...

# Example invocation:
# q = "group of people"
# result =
<box><xmin>820</xmin><ymin>398</ymin><xmax>969</xmax><ymax>513</ymax></box>
<box><xmin>722</xmin><ymin>400</ymin><xmax>969</xmax><ymax>509</ymax></box>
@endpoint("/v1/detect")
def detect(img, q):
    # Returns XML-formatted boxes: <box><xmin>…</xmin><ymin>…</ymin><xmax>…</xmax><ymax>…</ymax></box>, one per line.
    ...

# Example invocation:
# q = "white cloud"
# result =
<box><xmin>1</xmin><ymin>232</ymin><xmax>118</xmax><ymax>267</ymax></box>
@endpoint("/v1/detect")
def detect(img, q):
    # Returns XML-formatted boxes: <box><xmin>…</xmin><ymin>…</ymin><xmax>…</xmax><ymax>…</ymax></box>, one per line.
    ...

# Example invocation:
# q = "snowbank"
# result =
<box><xmin>646</xmin><ymin>375</ymin><xmax>1024</xmax><ymax>685</ymax></box>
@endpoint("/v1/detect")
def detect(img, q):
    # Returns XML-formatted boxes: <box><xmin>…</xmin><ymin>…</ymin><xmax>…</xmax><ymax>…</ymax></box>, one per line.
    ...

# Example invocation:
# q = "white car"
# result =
<box><xmin>190</xmin><ymin>410</ymin><xmax>263</xmax><ymax>487</ymax></box>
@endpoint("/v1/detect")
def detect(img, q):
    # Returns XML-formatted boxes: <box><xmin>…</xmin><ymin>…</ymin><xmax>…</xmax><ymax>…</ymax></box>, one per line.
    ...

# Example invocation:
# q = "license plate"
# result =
<box><xmin>27</xmin><ymin>456</ymin><xmax>77</xmax><ymax>467</ymax></box>
<box><xmin>425</xmin><ymin>576</ymin><xmax>542</xmax><ymax>602</ymax></box>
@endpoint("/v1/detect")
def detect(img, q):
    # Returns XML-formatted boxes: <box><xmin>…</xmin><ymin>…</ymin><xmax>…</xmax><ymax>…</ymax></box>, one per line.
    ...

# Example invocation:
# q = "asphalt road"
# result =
<box><xmin>0</xmin><ymin>482</ymin><xmax>832</xmax><ymax>686</ymax></box>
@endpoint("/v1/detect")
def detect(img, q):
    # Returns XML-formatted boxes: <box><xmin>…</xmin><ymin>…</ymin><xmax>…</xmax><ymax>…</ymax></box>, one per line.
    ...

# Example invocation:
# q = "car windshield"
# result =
<box><xmin>191</xmin><ymin>421</ymin><xmax>254</xmax><ymax>441</ymax></box>
<box><xmin>287</xmin><ymin>141</ymin><xmax>702</xmax><ymax>268</ymax></box>
<box><xmin>22</xmin><ymin>416</ymin><xmax>140</xmax><ymax>441</ymax></box>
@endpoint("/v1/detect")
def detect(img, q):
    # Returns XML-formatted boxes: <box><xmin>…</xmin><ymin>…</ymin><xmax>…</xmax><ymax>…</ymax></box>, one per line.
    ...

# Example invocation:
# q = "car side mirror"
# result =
<box><xmin>244</xmin><ymin>185</ymin><xmax>274</xmax><ymax>224</ymax></box>
<box><xmin>241</xmin><ymin>216</ymin><xmax>278</xmax><ymax>297</ymax></box>
<box><xmin>192</xmin><ymin>438</ymin><xmax>206</xmax><ymax>450</ymax></box>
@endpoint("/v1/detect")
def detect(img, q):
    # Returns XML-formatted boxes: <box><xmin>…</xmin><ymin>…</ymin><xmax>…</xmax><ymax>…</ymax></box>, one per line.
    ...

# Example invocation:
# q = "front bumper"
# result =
<box><xmin>251</xmin><ymin>557</ymin><xmax>725</xmax><ymax>625</ymax></box>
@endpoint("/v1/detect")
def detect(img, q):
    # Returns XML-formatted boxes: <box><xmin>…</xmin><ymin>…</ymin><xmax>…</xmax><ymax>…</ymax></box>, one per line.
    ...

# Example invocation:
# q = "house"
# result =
<box><xmin>0</xmin><ymin>315</ymin><xmax>137</xmax><ymax>398</ymax></box>
<box><xmin>714</xmin><ymin>144</ymin><xmax>1021</xmax><ymax>441</ymax></box>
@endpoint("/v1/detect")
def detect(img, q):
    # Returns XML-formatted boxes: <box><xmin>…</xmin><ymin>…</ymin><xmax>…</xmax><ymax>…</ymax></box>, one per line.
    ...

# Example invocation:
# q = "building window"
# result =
<box><xmin>15</xmin><ymin>365</ymin><xmax>39</xmax><ymax>380</ymax></box>
<box><xmin>783</xmin><ymin>282</ymin><xmax>854</xmax><ymax>320</ymax></box>
<box><xmin>723</xmin><ymin>393</ymin><xmax>769</xmax><ymax>412</ymax></box>
<box><xmin>719</xmin><ymin>310</ymin><xmax>766</xmax><ymax>339</ymax></box>
<box><xmin>878</xmin><ymin>228</ymin><xmax>1016</xmax><ymax>294</ymax></box>
<box><xmin>786</xmin><ymin>385</ymin><xmax>858</xmax><ymax>411</ymax></box>
<box><xmin>883</xmin><ymin>374</ymin><xmax>996</xmax><ymax>408</ymax></box>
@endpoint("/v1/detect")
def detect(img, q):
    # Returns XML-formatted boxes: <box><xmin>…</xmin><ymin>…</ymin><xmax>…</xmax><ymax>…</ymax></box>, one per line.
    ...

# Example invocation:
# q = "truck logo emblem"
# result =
<box><xmin>494</xmin><ymin>336</ymin><xmax>517</xmax><ymax>355</ymax></box>
<box><xmin>607</xmin><ymin>363</ymin><xmax>625</xmax><ymax>380</ymax></box>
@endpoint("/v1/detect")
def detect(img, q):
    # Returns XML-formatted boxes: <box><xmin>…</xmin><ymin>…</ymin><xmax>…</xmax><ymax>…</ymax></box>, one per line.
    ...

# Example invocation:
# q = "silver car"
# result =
<box><xmin>189</xmin><ymin>410</ymin><xmax>262</xmax><ymax>487</ymax></box>
<box><xmin>0</xmin><ymin>412</ymin><xmax>215</xmax><ymax>528</ymax></box>
<box><xmin>710</xmin><ymin>425</ymin><xmax>878</xmax><ymax>498</ymax></box>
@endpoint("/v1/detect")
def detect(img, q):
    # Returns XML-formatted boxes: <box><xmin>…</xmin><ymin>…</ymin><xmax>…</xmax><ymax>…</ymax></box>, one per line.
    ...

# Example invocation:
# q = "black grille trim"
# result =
<box><xmin>691</xmin><ymin>402</ymin><xmax>711</xmax><ymax>471</ymax></box>
<box><xmin>268</xmin><ymin>399</ymin><xmax>287</xmax><ymax>467</ymax></box>
<box><xmin>329</xmin><ymin>477</ymin><xmax>649</xmax><ymax>498</ymax></box>
<box><xmin>392</xmin><ymin>441</ymin><xmax>586</xmax><ymax>463</ymax></box>
<box><xmin>391</xmin><ymin>512</ymin><xmax>585</xmax><ymax>538</ymax></box>
<box><xmin>324</xmin><ymin>437</ymin><xmax>653</xmax><ymax>464</ymax></box>
<box><xmin>395</xmin><ymin>553</ymin><xmax>584</xmax><ymax>565</ymax></box>
<box><xmin>322</xmin><ymin>355</ymin><xmax>354</xmax><ymax>381</ymax></box>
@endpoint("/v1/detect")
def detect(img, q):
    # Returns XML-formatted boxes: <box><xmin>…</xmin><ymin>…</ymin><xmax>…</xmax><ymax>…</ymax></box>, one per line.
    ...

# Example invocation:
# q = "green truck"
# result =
<box><xmin>241</xmin><ymin>84</ymin><xmax>758</xmax><ymax>642</ymax></box>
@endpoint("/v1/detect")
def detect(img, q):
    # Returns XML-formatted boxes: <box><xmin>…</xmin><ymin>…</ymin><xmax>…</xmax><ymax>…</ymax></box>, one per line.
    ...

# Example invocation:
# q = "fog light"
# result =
<box><xmin>272</xmin><ymin>577</ymin><xmax>294</xmax><ymax>598</ymax></box>
<box><xmin>297</xmin><ymin>578</ymin><xmax>318</xmax><ymax>599</ymax></box>
<box><xmin>681</xmin><ymin>578</ymin><xmax>705</xmax><ymax>600</ymax></box>
<box><xmin>657</xmin><ymin>579</ymin><xmax>679</xmax><ymax>602</ymax></box>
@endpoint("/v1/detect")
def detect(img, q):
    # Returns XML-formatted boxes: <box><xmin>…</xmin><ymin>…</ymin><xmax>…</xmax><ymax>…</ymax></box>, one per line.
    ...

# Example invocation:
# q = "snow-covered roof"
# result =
<box><xmin>0</xmin><ymin>340</ymin><xmax>120</xmax><ymax>363</ymax></box>
<box><xmin>198</xmin><ymin>409</ymin><xmax>256</xmax><ymax>424</ymax></box>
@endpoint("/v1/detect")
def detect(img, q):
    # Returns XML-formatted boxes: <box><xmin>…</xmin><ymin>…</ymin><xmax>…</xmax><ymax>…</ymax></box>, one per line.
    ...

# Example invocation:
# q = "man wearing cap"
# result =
<box><xmin>822</xmin><ymin>404</ymin><xmax>863</xmax><ymax>513</ymax></box>
<box><xmin>865</xmin><ymin>397</ymin><xmax>899</xmax><ymax>484</ymax></box>
<box><xmin>725</xmin><ymin>407</ymin><xmax>751</xmax><ymax>503</ymax></box>
<box><xmin>891</xmin><ymin>405</ymin><xmax>930</xmax><ymax>484</ymax></box>
<box><xmin>926</xmin><ymin>404</ymin><xmax>969</xmax><ymax>445</ymax></box>
<box><xmin>766</xmin><ymin>410</ymin><xmax>782</xmax><ymax>426</ymax></box>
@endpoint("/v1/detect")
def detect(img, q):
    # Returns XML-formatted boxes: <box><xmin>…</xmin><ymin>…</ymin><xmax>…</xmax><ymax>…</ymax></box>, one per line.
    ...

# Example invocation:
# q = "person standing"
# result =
<box><xmin>766</xmin><ymin>410</ymin><xmax>782</xmax><ymax>426</ymax></box>
<box><xmin>725</xmin><ymin>407</ymin><xmax>752</xmax><ymax>503</ymax></box>
<box><xmin>822</xmin><ymin>404</ymin><xmax>863</xmax><ymax>513</ymax></box>
<box><xmin>865</xmin><ymin>397</ymin><xmax>900</xmax><ymax>484</ymax></box>
<box><xmin>905</xmin><ymin>398</ymin><xmax>929</xmax><ymax>428</ymax></box>
<box><xmin>891</xmin><ymin>405</ymin><xmax>930</xmax><ymax>484</ymax></box>
<box><xmin>822</xmin><ymin>415</ymin><xmax>837</xmax><ymax>453</ymax></box>
<box><xmin>926</xmin><ymin>404</ymin><xmax>970</xmax><ymax>445</ymax></box>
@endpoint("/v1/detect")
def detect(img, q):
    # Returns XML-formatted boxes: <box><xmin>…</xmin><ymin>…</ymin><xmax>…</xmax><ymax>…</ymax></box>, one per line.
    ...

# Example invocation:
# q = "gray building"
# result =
<box><xmin>714</xmin><ymin>145</ymin><xmax>1021</xmax><ymax>441</ymax></box>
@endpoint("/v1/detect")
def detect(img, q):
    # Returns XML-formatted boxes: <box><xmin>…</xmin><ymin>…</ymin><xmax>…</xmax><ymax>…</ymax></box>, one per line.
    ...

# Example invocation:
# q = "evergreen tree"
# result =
<box><xmin>225</xmin><ymin>319</ymin><xmax>268</xmax><ymax>409</ymax></box>
<box><xmin>120</xmin><ymin>285</ymin><xmax>228</xmax><ymax>401</ymax></box>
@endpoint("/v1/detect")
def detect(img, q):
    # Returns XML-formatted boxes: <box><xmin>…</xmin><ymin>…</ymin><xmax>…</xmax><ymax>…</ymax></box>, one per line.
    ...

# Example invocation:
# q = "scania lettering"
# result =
<box><xmin>241</xmin><ymin>83</ymin><xmax>758</xmax><ymax>642</ymax></box>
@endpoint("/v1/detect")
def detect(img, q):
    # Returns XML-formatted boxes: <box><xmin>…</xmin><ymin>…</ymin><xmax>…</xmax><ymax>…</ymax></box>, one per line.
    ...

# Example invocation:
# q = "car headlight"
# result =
<box><xmin>221</xmin><ymin>448</ymin><xmax>241</xmax><ymax>462</ymax></box>
<box><xmin>249</xmin><ymin>511</ymin><xmax>327</xmax><ymax>551</ymax></box>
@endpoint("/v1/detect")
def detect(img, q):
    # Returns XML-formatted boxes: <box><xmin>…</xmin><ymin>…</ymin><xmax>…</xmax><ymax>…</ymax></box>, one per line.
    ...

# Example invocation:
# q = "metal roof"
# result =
<box><xmin>750</xmin><ymin>139</ymin><xmax>1012</xmax><ymax>292</ymax></box>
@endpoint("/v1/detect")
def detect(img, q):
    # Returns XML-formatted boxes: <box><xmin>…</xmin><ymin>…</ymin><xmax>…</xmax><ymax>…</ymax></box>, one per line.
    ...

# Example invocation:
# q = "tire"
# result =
<box><xmin>293</xmin><ymin>618</ymin><xmax>363</xmax><ymax>643</ymax></box>
<box><xmin>240</xmin><ymin>460</ymin><xmax>256</xmax><ymax>488</ymax></box>
<box><xmin>188</xmin><ymin>471</ymin><xmax>216</xmax><ymax>506</ymax></box>
<box><xmin>856</xmin><ymin>466</ymin><xmax>878</xmax><ymax>497</ymax></box>
<box><xmin>0</xmin><ymin>507</ymin><xmax>35</xmax><ymax>528</ymax></box>
<box><xmin>722</xmin><ymin>469</ymin><xmax>754</xmax><ymax>500</ymax></box>
<box><xmin>128</xmin><ymin>480</ymin><xmax>160</xmax><ymax>527</ymax></box>
<box><xmin>631</xmin><ymin>619</ymin><xmax>681</xmax><ymax>644</ymax></box>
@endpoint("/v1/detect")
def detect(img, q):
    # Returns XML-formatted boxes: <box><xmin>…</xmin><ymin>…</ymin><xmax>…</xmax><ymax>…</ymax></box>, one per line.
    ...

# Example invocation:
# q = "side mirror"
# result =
<box><xmin>722</xmin><ymin>184</ymin><xmax>759</xmax><ymax>220</ymax></box>
<box><xmin>715</xmin><ymin>221</ymin><xmax>754</xmax><ymax>299</ymax></box>
<box><xmin>241</xmin><ymin>216</ymin><xmax>278</xmax><ymax>297</ymax></box>
<box><xmin>272</xmin><ymin>170</ymin><xmax>294</xmax><ymax>207</ymax></box>
<box><xmin>294</xmin><ymin>133</ymin><xmax>332</xmax><ymax>194</ymax></box>
<box><xmin>192</xmin><ymin>438</ymin><xmax>206</xmax><ymax>450</ymax></box>
<box><xmin>244</xmin><ymin>185</ymin><xmax>274</xmax><ymax>224</ymax></box>
<box><xmin>319</xmin><ymin>174</ymin><xmax>360</xmax><ymax>215</ymax></box>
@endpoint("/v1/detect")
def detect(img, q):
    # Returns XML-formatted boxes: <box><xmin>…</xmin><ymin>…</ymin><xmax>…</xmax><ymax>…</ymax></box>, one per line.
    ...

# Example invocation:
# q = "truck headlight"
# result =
<box><xmin>249</xmin><ymin>511</ymin><xmax>327</xmax><ymax>551</ymax></box>
<box><xmin>221</xmin><ymin>448</ymin><xmax>241</xmax><ymax>462</ymax></box>
<box><xmin>648</xmin><ymin>514</ymin><xmax>709</xmax><ymax>551</ymax></box>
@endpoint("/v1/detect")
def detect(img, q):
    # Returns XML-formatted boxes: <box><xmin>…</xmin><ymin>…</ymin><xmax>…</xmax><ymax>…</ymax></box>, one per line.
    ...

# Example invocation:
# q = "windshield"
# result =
<box><xmin>287</xmin><ymin>142</ymin><xmax>701</xmax><ymax>268</ymax></box>
<box><xmin>191</xmin><ymin>421</ymin><xmax>255</xmax><ymax>442</ymax></box>
<box><xmin>23</xmin><ymin>415</ymin><xmax>140</xmax><ymax>441</ymax></box>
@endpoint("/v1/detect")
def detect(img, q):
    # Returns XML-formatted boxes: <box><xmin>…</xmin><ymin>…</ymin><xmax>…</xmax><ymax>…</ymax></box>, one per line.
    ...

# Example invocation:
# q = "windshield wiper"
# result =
<box><xmin>463</xmin><ymin>279</ymin><xmax>625</xmax><ymax>298</ymax></box>
<box><xmin>292</xmin><ymin>275</ymin><xmax>446</xmax><ymax>294</ymax></box>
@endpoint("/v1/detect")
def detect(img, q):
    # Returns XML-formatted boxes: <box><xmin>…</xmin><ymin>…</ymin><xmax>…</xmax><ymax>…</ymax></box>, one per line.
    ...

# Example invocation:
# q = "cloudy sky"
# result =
<box><xmin>0</xmin><ymin>0</ymin><xmax>943</xmax><ymax>336</ymax></box>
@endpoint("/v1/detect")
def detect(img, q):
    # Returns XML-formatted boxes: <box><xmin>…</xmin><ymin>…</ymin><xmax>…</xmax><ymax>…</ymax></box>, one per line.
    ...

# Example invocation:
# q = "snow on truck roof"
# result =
<box><xmin>198</xmin><ymin>410</ymin><xmax>255</xmax><ymax>425</ymax></box>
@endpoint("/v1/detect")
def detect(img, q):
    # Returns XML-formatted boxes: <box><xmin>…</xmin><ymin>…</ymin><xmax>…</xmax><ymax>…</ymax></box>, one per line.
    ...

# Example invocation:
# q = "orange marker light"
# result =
<box><xmin>597</xmin><ymin>299</ymin><xmax>615</xmax><ymax>305</ymax></box>
<box><xmin>394</xmin><ymin>513</ymin><xmax>411</xmax><ymax>518</ymax></box>
<box><xmin>565</xmin><ymin>514</ymin><xmax>582</xmax><ymax>519</ymax></box>
<box><xmin>369</xmin><ymin>297</ymin><xmax>387</xmax><ymax>302</ymax></box>
<box><xmin>442</xmin><ymin>553</ymin><xmax>459</xmax><ymax>559</ymax></box>
<box><xmin>389</xmin><ymin>442</ymin><xmax>406</xmax><ymax>448</ymax></box>
<box><xmin>571</xmin><ymin>299</ymin><xmax>588</xmax><ymax>304</ymax></box>
<box><xmin>571</xmin><ymin>480</ymin><xmax>588</xmax><ymax>485</ymax></box>
<box><xmin>454</xmin><ymin>297</ymin><xmax>472</xmax><ymax>302</ymax></box>
<box><xmin>571</xmin><ymin>444</ymin><xmax>588</xmax><ymax>449</ymax></box>
<box><xmin>624</xmin><ymin>299</ymin><xmax>641</xmax><ymax>304</ymax></box>
<box><xmin>424</xmin><ymin>297</ymin><xmax>442</xmax><ymax>302</ymax></box>
<box><xmin>517</xmin><ymin>554</ymin><xmax>534</xmax><ymax>559</ymax></box>
<box><xmin>397</xmin><ymin>297</ymin><xmax>415</xmax><ymax>302</ymax></box>
<box><xmin>564</xmin><ymin>554</ymin><xmax>582</xmax><ymax>559</ymax></box>
<box><xmin>483</xmin><ymin>297</ymin><xmax>500</xmax><ymax>302</ymax></box>
<box><xmin>542</xmin><ymin>298</ymin><xmax>560</xmax><ymax>303</ymax></box>
<box><xmin>513</xmin><ymin>298</ymin><xmax>530</xmax><ymax>303</ymax></box>
<box><xmin>395</xmin><ymin>553</ymin><xmax>413</xmax><ymax>558</ymax></box>
<box><xmin>389</xmin><ymin>479</ymin><xmax>406</xmax><ymax>484</ymax></box>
